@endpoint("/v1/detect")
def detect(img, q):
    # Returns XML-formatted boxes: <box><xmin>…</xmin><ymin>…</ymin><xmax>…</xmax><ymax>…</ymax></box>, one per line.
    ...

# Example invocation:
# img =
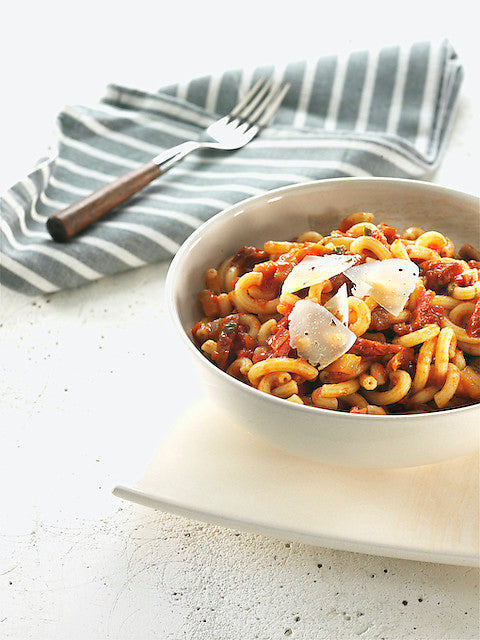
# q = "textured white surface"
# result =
<box><xmin>1</xmin><ymin>3</ymin><xmax>480</xmax><ymax>639</ymax></box>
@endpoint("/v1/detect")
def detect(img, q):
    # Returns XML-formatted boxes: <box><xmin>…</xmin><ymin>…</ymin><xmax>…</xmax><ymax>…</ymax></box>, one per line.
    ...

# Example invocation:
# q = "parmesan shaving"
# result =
<box><xmin>288</xmin><ymin>299</ymin><xmax>356</xmax><ymax>368</ymax></box>
<box><xmin>281</xmin><ymin>254</ymin><xmax>358</xmax><ymax>295</ymax></box>
<box><xmin>345</xmin><ymin>259</ymin><xmax>419</xmax><ymax>316</ymax></box>
<box><xmin>324</xmin><ymin>283</ymin><xmax>349</xmax><ymax>325</ymax></box>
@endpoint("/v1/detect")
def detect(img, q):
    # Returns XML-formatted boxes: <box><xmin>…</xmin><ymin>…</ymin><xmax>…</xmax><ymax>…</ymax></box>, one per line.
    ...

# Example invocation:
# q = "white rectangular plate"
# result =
<box><xmin>113</xmin><ymin>323</ymin><xmax>479</xmax><ymax>567</ymax></box>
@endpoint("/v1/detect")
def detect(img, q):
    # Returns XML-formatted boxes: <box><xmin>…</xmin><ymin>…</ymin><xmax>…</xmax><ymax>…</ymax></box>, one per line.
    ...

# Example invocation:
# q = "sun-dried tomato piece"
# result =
<box><xmin>422</xmin><ymin>260</ymin><xmax>463</xmax><ymax>291</ymax></box>
<box><xmin>454</xmin><ymin>272</ymin><xmax>476</xmax><ymax>287</ymax></box>
<box><xmin>377</xmin><ymin>223</ymin><xmax>400</xmax><ymax>244</ymax></box>
<box><xmin>411</xmin><ymin>289</ymin><xmax>443</xmax><ymax>328</ymax></box>
<box><xmin>266</xmin><ymin>325</ymin><xmax>292</xmax><ymax>357</ymax></box>
<box><xmin>230</xmin><ymin>246</ymin><xmax>269</xmax><ymax>271</ymax></box>
<box><xmin>349</xmin><ymin>337</ymin><xmax>402</xmax><ymax>357</ymax></box>
<box><xmin>211</xmin><ymin>317</ymin><xmax>256</xmax><ymax>369</ymax></box>
<box><xmin>371</xmin><ymin>228</ymin><xmax>390</xmax><ymax>248</ymax></box>
<box><xmin>393</xmin><ymin>288</ymin><xmax>444</xmax><ymax>335</ymax></box>
<box><xmin>466</xmin><ymin>298</ymin><xmax>480</xmax><ymax>337</ymax></box>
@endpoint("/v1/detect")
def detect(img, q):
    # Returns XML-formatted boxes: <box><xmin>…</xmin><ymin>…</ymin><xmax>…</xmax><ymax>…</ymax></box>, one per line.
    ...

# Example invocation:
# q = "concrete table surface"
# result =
<box><xmin>1</xmin><ymin>4</ymin><xmax>479</xmax><ymax>639</ymax></box>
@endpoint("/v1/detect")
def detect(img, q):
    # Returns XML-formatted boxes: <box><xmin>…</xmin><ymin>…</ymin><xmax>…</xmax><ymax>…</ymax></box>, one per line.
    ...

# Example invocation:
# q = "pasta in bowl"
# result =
<box><xmin>192</xmin><ymin>214</ymin><xmax>480</xmax><ymax>415</ymax></box>
<box><xmin>166</xmin><ymin>178</ymin><xmax>480</xmax><ymax>467</ymax></box>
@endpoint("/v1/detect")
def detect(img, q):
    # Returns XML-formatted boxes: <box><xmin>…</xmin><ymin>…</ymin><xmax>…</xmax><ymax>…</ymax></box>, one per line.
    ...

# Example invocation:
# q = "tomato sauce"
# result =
<box><xmin>466</xmin><ymin>298</ymin><xmax>480</xmax><ymax>337</ymax></box>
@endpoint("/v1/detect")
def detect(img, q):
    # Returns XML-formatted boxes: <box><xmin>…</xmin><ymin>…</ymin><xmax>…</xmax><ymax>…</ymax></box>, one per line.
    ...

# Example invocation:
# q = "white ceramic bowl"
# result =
<box><xmin>166</xmin><ymin>177</ymin><xmax>480</xmax><ymax>468</ymax></box>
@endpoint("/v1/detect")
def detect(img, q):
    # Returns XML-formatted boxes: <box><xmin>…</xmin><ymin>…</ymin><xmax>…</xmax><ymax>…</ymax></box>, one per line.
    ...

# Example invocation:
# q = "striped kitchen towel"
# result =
<box><xmin>0</xmin><ymin>39</ymin><xmax>463</xmax><ymax>295</ymax></box>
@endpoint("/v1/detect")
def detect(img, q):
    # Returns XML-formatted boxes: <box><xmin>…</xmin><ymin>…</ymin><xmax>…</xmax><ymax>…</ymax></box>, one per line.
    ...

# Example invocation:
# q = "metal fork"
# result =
<box><xmin>47</xmin><ymin>78</ymin><xmax>290</xmax><ymax>242</ymax></box>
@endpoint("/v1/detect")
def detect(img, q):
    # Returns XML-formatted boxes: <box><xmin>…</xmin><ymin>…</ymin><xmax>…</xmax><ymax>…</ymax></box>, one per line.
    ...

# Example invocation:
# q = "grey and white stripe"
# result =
<box><xmin>0</xmin><ymin>39</ymin><xmax>463</xmax><ymax>295</ymax></box>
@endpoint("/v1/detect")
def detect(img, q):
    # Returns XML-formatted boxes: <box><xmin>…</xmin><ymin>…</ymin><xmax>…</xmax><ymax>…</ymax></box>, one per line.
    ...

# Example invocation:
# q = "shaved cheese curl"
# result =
<box><xmin>288</xmin><ymin>299</ymin><xmax>356</xmax><ymax>368</ymax></box>
<box><xmin>345</xmin><ymin>259</ymin><xmax>419</xmax><ymax>316</ymax></box>
<box><xmin>282</xmin><ymin>254</ymin><xmax>358</xmax><ymax>294</ymax></box>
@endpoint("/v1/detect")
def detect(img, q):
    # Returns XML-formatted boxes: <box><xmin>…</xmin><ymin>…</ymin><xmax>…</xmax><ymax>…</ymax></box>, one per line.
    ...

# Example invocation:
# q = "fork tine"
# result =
<box><xmin>235</xmin><ymin>78</ymin><xmax>274</xmax><ymax>121</ymax></box>
<box><xmin>229</xmin><ymin>77</ymin><xmax>269</xmax><ymax>119</ymax></box>
<box><xmin>248</xmin><ymin>82</ymin><xmax>290</xmax><ymax>128</ymax></box>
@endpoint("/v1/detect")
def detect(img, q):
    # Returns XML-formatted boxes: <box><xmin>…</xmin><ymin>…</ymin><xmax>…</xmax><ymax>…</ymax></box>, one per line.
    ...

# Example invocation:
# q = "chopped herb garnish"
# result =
<box><xmin>334</xmin><ymin>245</ymin><xmax>346</xmax><ymax>254</ymax></box>
<box><xmin>363</xmin><ymin>226</ymin><xmax>372</xmax><ymax>236</ymax></box>
<box><xmin>223</xmin><ymin>321</ymin><xmax>236</xmax><ymax>333</ymax></box>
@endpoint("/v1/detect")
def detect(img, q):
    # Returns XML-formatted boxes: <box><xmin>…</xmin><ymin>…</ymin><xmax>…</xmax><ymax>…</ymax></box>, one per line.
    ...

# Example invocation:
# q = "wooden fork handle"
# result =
<box><xmin>46</xmin><ymin>161</ymin><xmax>162</xmax><ymax>242</ymax></box>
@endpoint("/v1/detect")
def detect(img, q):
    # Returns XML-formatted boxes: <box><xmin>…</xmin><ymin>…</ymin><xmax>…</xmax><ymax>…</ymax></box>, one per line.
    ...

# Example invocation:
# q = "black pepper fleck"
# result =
<box><xmin>402</xmin><ymin>601</ymin><xmax>408</xmax><ymax>606</ymax></box>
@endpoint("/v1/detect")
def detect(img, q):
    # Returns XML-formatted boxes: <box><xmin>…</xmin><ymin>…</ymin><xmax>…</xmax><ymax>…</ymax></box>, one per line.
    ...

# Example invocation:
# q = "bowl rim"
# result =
<box><xmin>166</xmin><ymin>176</ymin><xmax>480</xmax><ymax>422</ymax></box>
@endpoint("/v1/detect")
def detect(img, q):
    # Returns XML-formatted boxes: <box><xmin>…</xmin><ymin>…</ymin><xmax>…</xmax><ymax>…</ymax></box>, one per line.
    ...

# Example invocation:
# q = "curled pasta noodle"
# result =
<box><xmin>319</xmin><ymin>379</ymin><xmax>361</xmax><ymax>398</ymax></box>
<box><xmin>434</xmin><ymin>364</ymin><xmax>461</xmax><ymax>408</ymax></box>
<box><xmin>340</xmin><ymin>212</ymin><xmax>374</xmax><ymax>230</ymax></box>
<box><xmin>458</xmin><ymin>341</ymin><xmax>480</xmax><ymax>356</ymax></box>
<box><xmin>257</xmin><ymin>319</ymin><xmax>278</xmax><ymax>345</ymax></box>
<box><xmin>346</xmin><ymin>222</ymin><xmax>378</xmax><ymax>237</ymax></box>
<box><xmin>350</xmin><ymin>236</ymin><xmax>392</xmax><ymax>259</ymax></box>
<box><xmin>451</xmin><ymin>349</ymin><xmax>467</xmax><ymax>371</ymax></box>
<box><xmin>432</xmin><ymin>295</ymin><xmax>460</xmax><ymax>311</ymax></box>
<box><xmin>366</xmin><ymin>405</ymin><xmax>387</xmax><ymax>415</ymax></box>
<box><xmin>257</xmin><ymin>372</ymin><xmax>292</xmax><ymax>394</ymax></box>
<box><xmin>370</xmin><ymin>362</ymin><xmax>387</xmax><ymax>386</ymax></box>
<box><xmin>411</xmin><ymin>337</ymin><xmax>437</xmax><ymax>394</ymax></box>
<box><xmin>403</xmin><ymin>226</ymin><xmax>425</xmax><ymax>240</ymax></box>
<box><xmin>321</xmin><ymin>236</ymin><xmax>355</xmax><ymax>249</ymax></box>
<box><xmin>319</xmin><ymin>354</ymin><xmax>362</xmax><ymax>382</ymax></box>
<box><xmin>198</xmin><ymin>290</ymin><xmax>232</xmax><ymax>317</ymax></box>
<box><xmin>407</xmin><ymin>245</ymin><xmax>439</xmax><ymax>261</ymax></box>
<box><xmin>287</xmin><ymin>394</ymin><xmax>304</xmax><ymax>404</ymax></box>
<box><xmin>441</xmin><ymin>237</ymin><xmax>455</xmax><ymax>258</ymax></box>
<box><xmin>233</xmin><ymin>272</ymin><xmax>279</xmax><ymax>314</ymax></box>
<box><xmin>365</xmin><ymin>370</ymin><xmax>412</xmax><ymax>405</ymax></box>
<box><xmin>205</xmin><ymin>268</ymin><xmax>220</xmax><ymax>294</ymax></box>
<box><xmin>432</xmin><ymin>327</ymin><xmax>457</xmax><ymax>383</ymax></box>
<box><xmin>390</xmin><ymin>239</ymin><xmax>410</xmax><ymax>260</ymax></box>
<box><xmin>201</xmin><ymin>340</ymin><xmax>217</xmax><ymax>356</ymax></box>
<box><xmin>459</xmin><ymin>366</ymin><xmax>480</xmax><ymax>399</ymax></box>
<box><xmin>449</xmin><ymin>302</ymin><xmax>476</xmax><ymax>327</ymax></box>
<box><xmin>359</xmin><ymin>373</ymin><xmax>378</xmax><ymax>390</ymax></box>
<box><xmin>342</xmin><ymin>392</ymin><xmax>369</xmax><ymax>409</ymax></box>
<box><xmin>234</xmin><ymin>313</ymin><xmax>261</xmax><ymax>338</ymax></box>
<box><xmin>217</xmin><ymin>256</ymin><xmax>239</xmax><ymax>292</ymax></box>
<box><xmin>347</xmin><ymin>297</ymin><xmax>371</xmax><ymax>336</ymax></box>
<box><xmin>311</xmin><ymin>390</ymin><xmax>338</xmax><ymax>410</ymax></box>
<box><xmin>297</xmin><ymin>231</ymin><xmax>323</xmax><ymax>243</ymax></box>
<box><xmin>441</xmin><ymin>316</ymin><xmax>480</xmax><ymax>345</ymax></box>
<box><xmin>227</xmin><ymin>357</ymin><xmax>253</xmax><ymax>378</ymax></box>
<box><xmin>307</xmin><ymin>279</ymin><xmax>332</xmax><ymax>302</ymax></box>
<box><xmin>448</xmin><ymin>281</ymin><xmax>480</xmax><ymax>301</ymax></box>
<box><xmin>393</xmin><ymin>324</ymin><xmax>440</xmax><ymax>347</ymax></box>
<box><xmin>248</xmin><ymin>357</ymin><xmax>318</xmax><ymax>387</ymax></box>
<box><xmin>409</xmin><ymin>385</ymin><xmax>440</xmax><ymax>406</ymax></box>
<box><xmin>415</xmin><ymin>231</ymin><xmax>448</xmax><ymax>251</ymax></box>
<box><xmin>364</xmin><ymin>297</ymin><xmax>379</xmax><ymax>312</ymax></box>
<box><xmin>272</xmin><ymin>380</ymin><xmax>299</xmax><ymax>398</ymax></box>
